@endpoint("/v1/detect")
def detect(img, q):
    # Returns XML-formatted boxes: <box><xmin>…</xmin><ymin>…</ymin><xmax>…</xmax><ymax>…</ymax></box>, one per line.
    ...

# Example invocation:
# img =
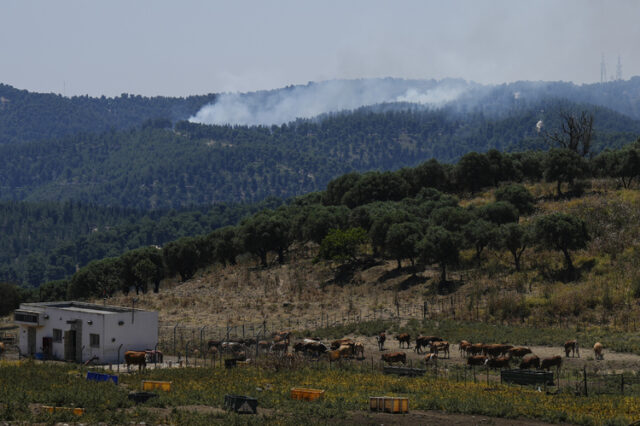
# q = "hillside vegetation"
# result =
<box><xmin>6</xmin><ymin>139</ymin><xmax>639</xmax><ymax>336</ymax></box>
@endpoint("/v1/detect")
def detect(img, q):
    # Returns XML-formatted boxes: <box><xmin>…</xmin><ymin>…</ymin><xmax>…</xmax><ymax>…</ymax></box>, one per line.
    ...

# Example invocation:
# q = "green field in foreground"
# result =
<box><xmin>0</xmin><ymin>360</ymin><xmax>638</xmax><ymax>425</ymax></box>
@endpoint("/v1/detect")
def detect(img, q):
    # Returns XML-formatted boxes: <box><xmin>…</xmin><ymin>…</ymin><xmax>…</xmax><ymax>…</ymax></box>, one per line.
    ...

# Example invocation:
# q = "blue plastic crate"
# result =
<box><xmin>86</xmin><ymin>371</ymin><xmax>118</xmax><ymax>385</ymax></box>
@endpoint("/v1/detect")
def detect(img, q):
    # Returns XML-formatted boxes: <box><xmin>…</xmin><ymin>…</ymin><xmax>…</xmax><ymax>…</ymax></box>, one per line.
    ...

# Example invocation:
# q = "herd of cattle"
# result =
<box><xmin>380</xmin><ymin>334</ymin><xmax>605</xmax><ymax>373</ymax></box>
<box><xmin>121</xmin><ymin>331</ymin><xmax>606</xmax><ymax>372</ymax></box>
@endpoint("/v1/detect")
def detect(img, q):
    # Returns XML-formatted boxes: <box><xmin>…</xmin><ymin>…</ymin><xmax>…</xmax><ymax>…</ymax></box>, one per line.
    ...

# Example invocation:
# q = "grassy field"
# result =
<box><xmin>1</xmin><ymin>360</ymin><xmax>639</xmax><ymax>425</ymax></box>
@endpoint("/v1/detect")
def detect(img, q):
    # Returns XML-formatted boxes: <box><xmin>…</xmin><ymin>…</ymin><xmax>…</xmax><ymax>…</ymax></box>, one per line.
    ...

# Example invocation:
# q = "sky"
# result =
<box><xmin>1</xmin><ymin>0</ymin><xmax>638</xmax><ymax>97</ymax></box>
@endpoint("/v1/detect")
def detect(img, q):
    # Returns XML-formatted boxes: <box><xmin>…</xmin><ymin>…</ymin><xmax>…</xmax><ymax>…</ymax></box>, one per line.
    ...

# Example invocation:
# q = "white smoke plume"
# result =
<box><xmin>189</xmin><ymin>78</ymin><xmax>472</xmax><ymax>126</ymax></box>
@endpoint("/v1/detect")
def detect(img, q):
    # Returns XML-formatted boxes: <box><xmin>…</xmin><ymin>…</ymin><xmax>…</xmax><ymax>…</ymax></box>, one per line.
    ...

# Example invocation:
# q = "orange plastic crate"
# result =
<box><xmin>142</xmin><ymin>380</ymin><xmax>172</xmax><ymax>391</ymax></box>
<box><xmin>290</xmin><ymin>388</ymin><xmax>325</xmax><ymax>401</ymax></box>
<box><xmin>43</xmin><ymin>406</ymin><xmax>85</xmax><ymax>416</ymax></box>
<box><xmin>369</xmin><ymin>396</ymin><xmax>409</xmax><ymax>413</ymax></box>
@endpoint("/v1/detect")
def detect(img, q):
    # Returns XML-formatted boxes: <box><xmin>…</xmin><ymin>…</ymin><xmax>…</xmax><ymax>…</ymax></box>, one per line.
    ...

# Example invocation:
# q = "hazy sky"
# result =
<box><xmin>1</xmin><ymin>0</ymin><xmax>637</xmax><ymax>97</ymax></box>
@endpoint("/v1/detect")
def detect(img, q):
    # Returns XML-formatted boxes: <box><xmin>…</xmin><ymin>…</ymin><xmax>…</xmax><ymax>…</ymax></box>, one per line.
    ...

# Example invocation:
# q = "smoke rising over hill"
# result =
<box><xmin>189</xmin><ymin>79</ymin><xmax>473</xmax><ymax>126</ymax></box>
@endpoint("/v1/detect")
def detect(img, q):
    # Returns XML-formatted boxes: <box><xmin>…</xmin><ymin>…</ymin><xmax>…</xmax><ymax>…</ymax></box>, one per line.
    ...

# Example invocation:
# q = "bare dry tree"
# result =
<box><xmin>544</xmin><ymin>111</ymin><xmax>594</xmax><ymax>157</ymax></box>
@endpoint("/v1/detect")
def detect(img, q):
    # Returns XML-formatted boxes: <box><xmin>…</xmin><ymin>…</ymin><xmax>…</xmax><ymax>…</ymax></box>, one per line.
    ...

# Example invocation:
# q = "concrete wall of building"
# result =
<box><xmin>16</xmin><ymin>304</ymin><xmax>158</xmax><ymax>364</ymax></box>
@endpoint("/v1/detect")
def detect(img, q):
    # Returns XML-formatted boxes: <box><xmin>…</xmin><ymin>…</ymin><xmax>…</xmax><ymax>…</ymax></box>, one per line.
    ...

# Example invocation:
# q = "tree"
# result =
<box><xmin>455</xmin><ymin>152</ymin><xmax>492</xmax><ymax>193</ymax></box>
<box><xmin>543</xmin><ymin>148</ymin><xmax>587</xmax><ymax>197</ymax></box>
<box><xmin>323</xmin><ymin>172</ymin><xmax>361</xmax><ymax>205</ymax></box>
<box><xmin>318</xmin><ymin>228</ymin><xmax>369</xmax><ymax>263</ymax></box>
<box><xmin>417</xmin><ymin>226</ymin><xmax>462</xmax><ymax>283</ymax></box>
<box><xmin>463</xmin><ymin>219</ymin><xmax>497</xmax><ymax>262</ymax></box>
<box><xmin>0</xmin><ymin>282</ymin><xmax>21</xmax><ymax>316</ymax></box>
<box><xmin>544</xmin><ymin>111</ymin><xmax>594</xmax><ymax>157</ymax></box>
<box><xmin>239</xmin><ymin>211</ymin><xmax>292</xmax><ymax>267</ymax></box>
<box><xmin>492</xmin><ymin>223</ymin><xmax>530</xmax><ymax>272</ymax></box>
<box><xmin>533</xmin><ymin>213</ymin><xmax>589</xmax><ymax>277</ymax></box>
<box><xmin>385</xmin><ymin>222</ymin><xmax>422</xmax><ymax>269</ymax></box>
<box><xmin>163</xmin><ymin>237</ymin><xmax>201</xmax><ymax>281</ymax></box>
<box><xmin>480</xmin><ymin>201</ymin><xmax>519</xmax><ymax>225</ymax></box>
<box><xmin>494</xmin><ymin>184</ymin><xmax>536</xmax><ymax>216</ymax></box>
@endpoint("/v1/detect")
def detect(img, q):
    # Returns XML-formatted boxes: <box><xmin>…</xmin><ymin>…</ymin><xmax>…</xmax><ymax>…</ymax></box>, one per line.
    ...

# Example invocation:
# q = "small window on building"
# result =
<box><xmin>53</xmin><ymin>329</ymin><xmax>62</xmax><ymax>343</ymax></box>
<box><xmin>90</xmin><ymin>333</ymin><xmax>100</xmax><ymax>348</ymax></box>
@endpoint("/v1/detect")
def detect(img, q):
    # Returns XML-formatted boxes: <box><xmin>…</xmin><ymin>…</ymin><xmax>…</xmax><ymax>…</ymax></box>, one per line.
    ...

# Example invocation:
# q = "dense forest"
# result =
<box><xmin>0</xmin><ymin>197</ymin><xmax>282</xmax><ymax>288</ymax></box>
<box><xmin>4</xmin><ymin>138</ymin><xmax>637</xmax><ymax>310</ymax></box>
<box><xmin>0</xmin><ymin>83</ymin><xmax>217</xmax><ymax>145</ymax></box>
<box><xmin>0</xmin><ymin>99</ymin><xmax>638</xmax><ymax>211</ymax></box>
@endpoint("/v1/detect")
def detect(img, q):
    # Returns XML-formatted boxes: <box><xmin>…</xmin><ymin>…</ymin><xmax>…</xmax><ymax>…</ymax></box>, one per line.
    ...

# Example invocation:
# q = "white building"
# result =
<box><xmin>14</xmin><ymin>301</ymin><xmax>158</xmax><ymax>364</ymax></box>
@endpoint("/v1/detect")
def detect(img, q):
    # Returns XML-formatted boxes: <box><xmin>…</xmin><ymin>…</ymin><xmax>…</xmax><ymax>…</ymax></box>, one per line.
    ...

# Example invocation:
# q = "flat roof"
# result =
<box><xmin>20</xmin><ymin>301</ymin><xmax>153</xmax><ymax>315</ymax></box>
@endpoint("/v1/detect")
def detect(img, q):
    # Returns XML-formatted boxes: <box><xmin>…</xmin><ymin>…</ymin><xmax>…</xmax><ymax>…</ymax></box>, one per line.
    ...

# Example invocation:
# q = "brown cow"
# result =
<box><xmin>508</xmin><ymin>347</ymin><xmax>532</xmax><ymax>359</ymax></box>
<box><xmin>483</xmin><ymin>344</ymin><xmax>513</xmax><ymax>358</ymax></box>
<box><xmin>331</xmin><ymin>338</ymin><xmax>354</xmax><ymax>350</ymax></box>
<box><xmin>593</xmin><ymin>342</ymin><xmax>604</xmax><ymax>360</ymax></box>
<box><xmin>382</xmin><ymin>352</ymin><xmax>406</xmax><ymax>364</ymax></box>
<box><xmin>467</xmin><ymin>355</ymin><xmax>487</xmax><ymax>366</ymax></box>
<box><xmin>485</xmin><ymin>355</ymin><xmax>511</xmax><ymax>370</ymax></box>
<box><xmin>467</xmin><ymin>343</ymin><xmax>484</xmax><ymax>356</ymax></box>
<box><xmin>258</xmin><ymin>340</ymin><xmax>270</xmax><ymax>351</ymax></box>
<box><xmin>271</xmin><ymin>341</ymin><xmax>288</xmax><ymax>355</ymax></box>
<box><xmin>124</xmin><ymin>350</ymin><xmax>146</xmax><ymax>371</ymax></box>
<box><xmin>564</xmin><ymin>340</ymin><xmax>579</xmax><ymax>358</ymax></box>
<box><xmin>519</xmin><ymin>355</ymin><xmax>540</xmax><ymax>370</ymax></box>
<box><xmin>337</xmin><ymin>344</ymin><xmax>353</xmax><ymax>359</ymax></box>
<box><xmin>328</xmin><ymin>350</ymin><xmax>341</xmax><ymax>361</ymax></box>
<box><xmin>424</xmin><ymin>353</ymin><xmax>438</xmax><ymax>364</ymax></box>
<box><xmin>430</xmin><ymin>341</ymin><xmax>450</xmax><ymax>359</ymax></box>
<box><xmin>396</xmin><ymin>333</ymin><xmax>411</xmax><ymax>349</ymax></box>
<box><xmin>541</xmin><ymin>355</ymin><xmax>562</xmax><ymax>371</ymax></box>
<box><xmin>459</xmin><ymin>340</ymin><xmax>471</xmax><ymax>356</ymax></box>
<box><xmin>377</xmin><ymin>333</ymin><xmax>386</xmax><ymax>351</ymax></box>
<box><xmin>415</xmin><ymin>336</ymin><xmax>442</xmax><ymax>354</ymax></box>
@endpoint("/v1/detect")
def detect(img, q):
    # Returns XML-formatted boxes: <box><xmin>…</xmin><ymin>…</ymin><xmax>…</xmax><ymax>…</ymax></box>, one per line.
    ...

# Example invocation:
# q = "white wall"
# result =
<box><xmin>16</xmin><ymin>304</ymin><xmax>158</xmax><ymax>364</ymax></box>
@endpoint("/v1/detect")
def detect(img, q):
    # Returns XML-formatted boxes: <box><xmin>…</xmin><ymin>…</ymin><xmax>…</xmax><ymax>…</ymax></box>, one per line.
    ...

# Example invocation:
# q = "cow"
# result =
<box><xmin>258</xmin><ymin>340</ymin><xmax>270</xmax><ymax>351</ymax></box>
<box><xmin>304</xmin><ymin>342</ymin><xmax>328</xmax><ymax>357</ymax></box>
<box><xmin>483</xmin><ymin>344</ymin><xmax>513</xmax><ymax>358</ymax></box>
<box><xmin>271</xmin><ymin>341</ymin><xmax>288</xmax><ymax>355</ymax></box>
<box><xmin>124</xmin><ymin>350</ymin><xmax>147</xmax><ymax>371</ymax></box>
<box><xmin>593</xmin><ymin>342</ymin><xmax>604</xmax><ymax>360</ymax></box>
<box><xmin>208</xmin><ymin>345</ymin><xmax>219</xmax><ymax>357</ymax></box>
<box><xmin>415</xmin><ymin>336</ymin><xmax>442</xmax><ymax>354</ymax></box>
<box><xmin>331</xmin><ymin>338</ymin><xmax>354</xmax><ymax>351</ymax></box>
<box><xmin>430</xmin><ymin>341</ymin><xmax>450</xmax><ymax>359</ymax></box>
<box><xmin>459</xmin><ymin>340</ymin><xmax>471</xmax><ymax>356</ymax></box>
<box><xmin>564</xmin><ymin>340</ymin><xmax>579</xmax><ymax>358</ymax></box>
<box><xmin>467</xmin><ymin>343</ymin><xmax>484</xmax><ymax>356</ymax></box>
<box><xmin>381</xmin><ymin>352</ymin><xmax>406</xmax><ymax>365</ymax></box>
<box><xmin>424</xmin><ymin>353</ymin><xmax>438</xmax><ymax>365</ymax></box>
<box><xmin>377</xmin><ymin>333</ymin><xmax>386</xmax><ymax>351</ymax></box>
<box><xmin>541</xmin><ymin>355</ymin><xmax>563</xmax><ymax>371</ymax></box>
<box><xmin>396</xmin><ymin>333</ymin><xmax>411</xmax><ymax>349</ymax></box>
<box><xmin>508</xmin><ymin>347</ymin><xmax>532</xmax><ymax>359</ymax></box>
<box><xmin>337</xmin><ymin>344</ymin><xmax>353</xmax><ymax>359</ymax></box>
<box><xmin>353</xmin><ymin>342</ymin><xmax>365</xmax><ymax>358</ymax></box>
<box><xmin>467</xmin><ymin>355</ymin><xmax>487</xmax><ymax>366</ymax></box>
<box><xmin>221</xmin><ymin>342</ymin><xmax>246</xmax><ymax>353</ymax></box>
<box><xmin>519</xmin><ymin>355</ymin><xmax>540</xmax><ymax>370</ymax></box>
<box><xmin>207</xmin><ymin>340</ymin><xmax>221</xmax><ymax>350</ymax></box>
<box><xmin>485</xmin><ymin>355</ymin><xmax>511</xmax><ymax>370</ymax></box>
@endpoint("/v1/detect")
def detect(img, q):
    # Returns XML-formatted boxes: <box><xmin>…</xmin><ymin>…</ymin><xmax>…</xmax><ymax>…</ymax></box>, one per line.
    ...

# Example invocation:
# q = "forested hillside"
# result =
<box><xmin>0</xmin><ymin>197</ymin><xmax>282</xmax><ymax>288</ymax></box>
<box><xmin>0</xmin><ymin>100</ymin><xmax>638</xmax><ymax>210</ymax></box>
<box><xmin>10</xmin><ymin>139</ymin><xmax>638</xmax><ymax>308</ymax></box>
<box><xmin>0</xmin><ymin>83</ymin><xmax>217</xmax><ymax>145</ymax></box>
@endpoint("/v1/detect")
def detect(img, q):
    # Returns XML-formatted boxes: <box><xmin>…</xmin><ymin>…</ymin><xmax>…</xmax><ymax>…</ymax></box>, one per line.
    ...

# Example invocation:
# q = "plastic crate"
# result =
<box><xmin>42</xmin><ymin>406</ymin><xmax>84</xmax><ymax>416</ymax></box>
<box><xmin>142</xmin><ymin>380</ymin><xmax>172</xmax><ymax>391</ymax></box>
<box><xmin>224</xmin><ymin>394</ymin><xmax>258</xmax><ymax>414</ymax></box>
<box><xmin>86</xmin><ymin>371</ymin><xmax>118</xmax><ymax>385</ymax></box>
<box><xmin>290</xmin><ymin>388</ymin><xmax>325</xmax><ymax>401</ymax></box>
<box><xmin>369</xmin><ymin>396</ymin><xmax>409</xmax><ymax>413</ymax></box>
